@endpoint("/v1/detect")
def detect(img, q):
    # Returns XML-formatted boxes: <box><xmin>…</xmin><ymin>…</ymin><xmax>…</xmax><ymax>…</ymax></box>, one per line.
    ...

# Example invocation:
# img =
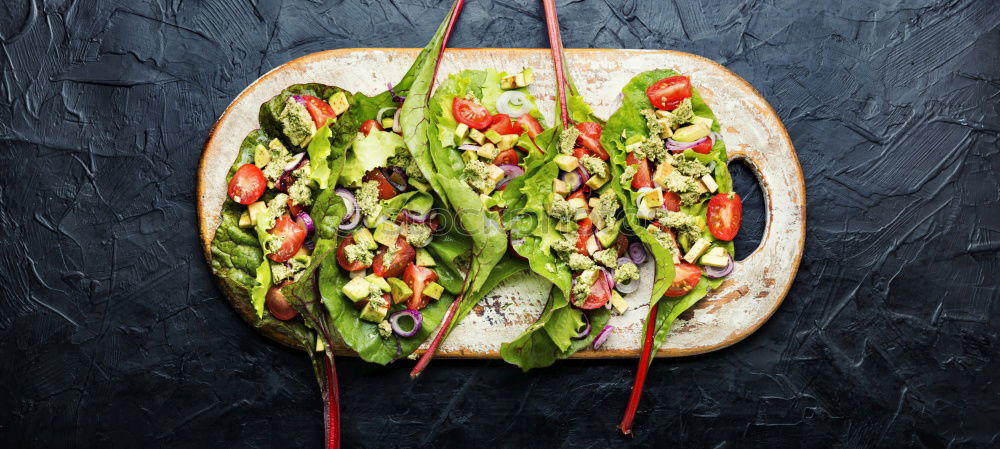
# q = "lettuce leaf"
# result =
<box><xmin>338</xmin><ymin>130</ymin><xmax>404</xmax><ymax>187</ymax></box>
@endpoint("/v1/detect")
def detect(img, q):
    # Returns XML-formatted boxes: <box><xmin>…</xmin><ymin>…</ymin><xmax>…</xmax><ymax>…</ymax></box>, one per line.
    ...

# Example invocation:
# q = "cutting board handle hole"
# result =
<box><xmin>727</xmin><ymin>159</ymin><xmax>765</xmax><ymax>261</ymax></box>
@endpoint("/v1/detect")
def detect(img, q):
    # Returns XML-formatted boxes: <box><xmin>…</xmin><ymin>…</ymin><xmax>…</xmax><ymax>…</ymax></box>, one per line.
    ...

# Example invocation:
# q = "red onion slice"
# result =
<box><xmin>601</xmin><ymin>267</ymin><xmax>615</xmax><ymax>291</ymax></box>
<box><xmin>385</xmin><ymin>167</ymin><xmax>408</xmax><ymax>192</ymax></box>
<box><xmin>284</xmin><ymin>152</ymin><xmax>308</xmax><ymax>172</ymax></box>
<box><xmin>571</xmin><ymin>313</ymin><xmax>591</xmax><ymax>340</ymax></box>
<box><xmin>334</xmin><ymin>188</ymin><xmax>357</xmax><ymax>221</ymax></box>
<box><xmin>339</xmin><ymin>210</ymin><xmax>360</xmax><ymax>231</ymax></box>
<box><xmin>703</xmin><ymin>253</ymin><xmax>734</xmax><ymax>279</ymax></box>
<box><xmin>496</xmin><ymin>164</ymin><xmax>524</xmax><ymax>191</ymax></box>
<box><xmin>560</xmin><ymin>170</ymin><xmax>583</xmax><ymax>192</ymax></box>
<box><xmin>402</xmin><ymin>209</ymin><xmax>431</xmax><ymax>223</ymax></box>
<box><xmin>592</xmin><ymin>325</ymin><xmax>614</xmax><ymax>349</ymax></box>
<box><xmin>577</xmin><ymin>165</ymin><xmax>590</xmax><ymax>184</ymax></box>
<box><xmin>628</xmin><ymin>242</ymin><xmax>647</xmax><ymax>264</ymax></box>
<box><xmin>665</xmin><ymin>136</ymin><xmax>710</xmax><ymax>153</ymax></box>
<box><xmin>296</xmin><ymin>212</ymin><xmax>315</xmax><ymax>236</ymax></box>
<box><xmin>392</xmin><ymin>108</ymin><xmax>402</xmax><ymax>133</ymax></box>
<box><xmin>390</xmin><ymin>309</ymin><xmax>423</xmax><ymax>338</ymax></box>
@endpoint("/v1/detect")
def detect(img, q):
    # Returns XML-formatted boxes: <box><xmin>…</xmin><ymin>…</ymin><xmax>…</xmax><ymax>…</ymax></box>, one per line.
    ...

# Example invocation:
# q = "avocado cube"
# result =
<box><xmin>381</xmin><ymin>117</ymin><xmax>394</xmax><ymax>129</ymax></box>
<box><xmin>652</xmin><ymin>163</ymin><xmax>674</xmax><ymax>188</ymax></box>
<box><xmin>655</xmin><ymin>118</ymin><xmax>675</xmax><ymax>137</ymax></box>
<box><xmin>691</xmin><ymin>115</ymin><xmax>714</xmax><ymax>130</ymax></box>
<box><xmin>610</xmin><ymin>291</ymin><xmax>628</xmax><ymax>315</ymax></box>
<box><xmin>578</xmin><ymin>268</ymin><xmax>600</xmax><ymax>287</ymax></box>
<box><xmin>477</xmin><ymin>142</ymin><xmax>500</xmax><ymax>160</ymax></box>
<box><xmin>501</xmin><ymin>68</ymin><xmax>533</xmax><ymax>89</ymax></box>
<box><xmin>254</xmin><ymin>144</ymin><xmax>270</xmax><ymax>168</ymax></box>
<box><xmin>484</xmin><ymin>129</ymin><xmax>503</xmax><ymax>144</ymax></box>
<box><xmin>365</xmin><ymin>274</ymin><xmax>391</xmax><ymax>292</ymax></box>
<box><xmin>373</xmin><ymin>221</ymin><xmax>402</xmax><ymax>247</ymax></box>
<box><xmin>554</xmin><ymin>220</ymin><xmax>577</xmax><ymax>233</ymax></box>
<box><xmin>387</xmin><ymin>278</ymin><xmax>413</xmax><ymax>304</ymax></box>
<box><xmin>701</xmin><ymin>174</ymin><xmax>718</xmax><ymax>193</ymax></box>
<box><xmin>521</xmin><ymin>68</ymin><xmax>534</xmax><ymax>86</ymax></box>
<box><xmin>327</xmin><ymin>92</ymin><xmax>350</xmax><ymax>116</ymax></box>
<box><xmin>700</xmin><ymin>247</ymin><xmax>729</xmax><ymax>267</ymax></box>
<box><xmin>359</xmin><ymin>301</ymin><xmax>388</xmax><ymax>323</ymax></box>
<box><xmin>352</xmin><ymin>228</ymin><xmax>378</xmax><ymax>250</ymax></box>
<box><xmin>672</xmin><ymin>124</ymin><xmax>710</xmax><ymax>142</ymax></box>
<box><xmin>584</xmin><ymin>175</ymin><xmax>608</xmax><ymax>190</ymax></box>
<box><xmin>415</xmin><ymin>248</ymin><xmax>436</xmax><ymax>267</ymax></box>
<box><xmin>636</xmin><ymin>203</ymin><xmax>656</xmax><ymax>220</ymax></box>
<box><xmin>239</xmin><ymin>211</ymin><xmax>252</xmax><ymax>228</ymax></box>
<box><xmin>554</xmin><ymin>154</ymin><xmax>579</xmax><ymax>172</ymax></box>
<box><xmin>468</xmin><ymin>129</ymin><xmax>486</xmax><ymax>145</ymax></box>
<box><xmin>363</xmin><ymin>203</ymin><xmax>384</xmax><ymax>228</ymax></box>
<box><xmin>567</xmin><ymin>197</ymin><xmax>587</xmax><ymax>213</ymax></box>
<box><xmin>462</xmin><ymin>150</ymin><xmax>479</xmax><ymax>164</ymax></box>
<box><xmin>682</xmin><ymin>238</ymin><xmax>712</xmax><ymax>263</ymax></box>
<box><xmin>497</xmin><ymin>134</ymin><xmax>518</xmax><ymax>151</ymax></box>
<box><xmin>342</xmin><ymin>277</ymin><xmax>373</xmax><ymax>302</ymax></box>
<box><xmin>640</xmin><ymin>189</ymin><xmax>664</xmax><ymax>209</ymax></box>
<box><xmin>247</xmin><ymin>201</ymin><xmax>266</xmax><ymax>225</ymax></box>
<box><xmin>553</xmin><ymin>179</ymin><xmax>570</xmax><ymax>196</ymax></box>
<box><xmin>349</xmin><ymin>269</ymin><xmax>367</xmax><ymax>279</ymax></box>
<box><xmin>423</xmin><ymin>282</ymin><xmax>444</xmax><ymax>300</ymax></box>
<box><xmin>596</xmin><ymin>220</ymin><xmax>621</xmax><ymax>248</ymax></box>
<box><xmin>454</xmin><ymin>123</ymin><xmax>469</xmax><ymax>139</ymax></box>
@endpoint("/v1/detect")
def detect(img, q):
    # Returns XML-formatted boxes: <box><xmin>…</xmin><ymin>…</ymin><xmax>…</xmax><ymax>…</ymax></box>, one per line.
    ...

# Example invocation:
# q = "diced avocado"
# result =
<box><xmin>484</xmin><ymin>129</ymin><xmax>503</xmax><ymax>144</ymax></box>
<box><xmin>554</xmin><ymin>220</ymin><xmax>577</xmax><ymax>233</ymax></box>
<box><xmin>239</xmin><ymin>211</ymin><xmax>252</xmax><ymax>228</ymax></box>
<box><xmin>701</xmin><ymin>174</ymin><xmax>719</xmax><ymax>193</ymax></box>
<box><xmin>415</xmin><ymin>248</ymin><xmax>436</xmax><ymax>267</ymax></box>
<box><xmin>349</xmin><ymin>269</ymin><xmax>367</xmax><ymax>279</ymax></box>
<box><xmin>554</xmin><ymin>154</ymin><xmax>579</xmax><ymax>172</ymax></box>
<box><xmin>672</xmin><ymin>124</ymin><xmax>710</xmax><ymax>142</ymax></box>
<box><xmin>652</xmin><ymin>162</ymin><xmax>674</xmax><ymax>188</ymax></box>
<box><xmin>373</xmin><ymin>221</ymin><xmax>402</xmax><ymax>247</ymax></box>
<box><xmin>292</xmin><ymin>247</ymin><xmax>311</xmax><ymax>261</ymax></box>
<box><xmin>316</xmin><ymin>336</ymin><xmax>326</xmax><ymax>352</ymax></box>
<box><xmin>469</xmin><ymin>128</ymin><xmax>486</xmax><ymax>145</ymax></box>
<box><xmin>585</xmin><ymin>175</ymin><xmax>608</xmax><ymax>190</ymax></box>
<box><xmin>454</xmin><ymin>123</ymin><xmax>470</xmax><ymax>140</ymax></box>
<box><xmin>691</xmin><ymin>115</ymin><xmax>714</xmax><ymax>130</ymax></box>
<box><xmin>363</xmin><ymin>203</ymin><xmax>384</xmax><ymax>228</ymax></box>
<box><xmin>655</xmin><ymin>118</ymin><xmax>674</xmax><ymax>138</ymax></box>
<box><xmin>423</xmin><ymin>282</ymin><xmax>444</xmax><ymax>300</ymax></box>
<box><xmin>381</xmin><ymin>117</ymin><xmax>394</xmax><ymax>129</ymax></box>
<box><xmin>477</xmin><ymin>142</ymin><xmax>500</xmax><ymax>160</ymax></box>
<box><xmin>247</xmin><ymin>201</ymin><xmax>266</xmax><ymax>225</ymax></box>
<box><xmin>387</xmin><ymin>278</ymin><xmax>413</xmax><ymax>304</ymax></box>
<box><xmin>359</xmin><ymin>301</ymin><xmax>388</xmax><ymax>323</ymax></box>
<box><xmin>498</xmin><ymin>134</ymin><xmax>519</xmax><ymax>151</ymax></box>
<box><xmin>610</xmin><ymin>291</ymin><xmax>628</xmax><ymax>315</ymax></box>
<box><xmin>596</xmin><ymin>220</ymin><xmax>621</xmax><ymax>248</ymax></box>
<box><xmin>682</xmin><ymin>237</ymin><xmax>712</xmax><ymax>263</ymax></box>
<box><xmin>327</xmin><ymin>92</ymin><xmax>350</xmax><ymax>116</ymax></box>
<box><xmin>253</xmin><ymin>144</ymin><xmax>270</xmax><ymax>168</ymax></box>
<box><xmin>573</xmin><ymin>208</ymin><xmax>588</xmax><ymax>221</ymax></box>
<box><xmin>501</xmin><ymin>68</ymin><xmax>534</xmax><ymax>89</ymax></box>
<box><xmin>553</xmin><ymin>179</ymin><xmax>570</xmax><ymax>196</ymax></box>
<box><xmin>342</xmin><ymin>277</ymin><xmax>373</xmax><ymax>302</ymax></box>
<box><xmin>578</xmin><ymin>268</ymin><xmax>600</xmax><ymax>287</ymax></box>
<box><xmin>365</xmin><ymin>274</ymin><xmax>391</xmax><ymax>292</ymax></box>
<box><xmin>352</xmin><ymin>228</ymin><xmax>377</xmax><ymax>250</ymax></box>
<box><xmin>462</xmin><ymin>150</ymin><xmax>479</xmax><ymax>164</ymax></box>
<box><xmin>640</xmin><ymin>188</ymin><xmax>664</xmax><ymax>209</ymax></box>
<box><xmin>700</xmin><ymin>247</ymin><xmax>729</xmax><ymax>267</ymax></box>
<box><xmin>636</xmin><ymin>203</ymin><xmax>656</xmax><ymax>220</ymax></box>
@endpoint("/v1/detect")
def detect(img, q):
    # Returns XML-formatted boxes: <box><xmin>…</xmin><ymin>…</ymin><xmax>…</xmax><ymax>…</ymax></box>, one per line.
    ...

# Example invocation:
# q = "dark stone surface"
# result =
<box><xmin>1</xmin><ymin>0</ymin><xmax>997</xmax><ymax>447</ymax></box>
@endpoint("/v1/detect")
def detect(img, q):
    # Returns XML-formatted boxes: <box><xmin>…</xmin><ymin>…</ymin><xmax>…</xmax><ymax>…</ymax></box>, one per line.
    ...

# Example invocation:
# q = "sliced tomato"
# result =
<box><xmin>287</xmin><ymin>198</ymin><xmax>306</xmax><ymax>217</ymax></box>
<box><xmin>625</xmin><ymin>153</ymin><xmax>653</xmax><ymax>190</ymax></box>
<box><xmin>268</xmin><ymin>216</ymin><xmax>307</xmax><ymax>263</ymax></box>
<box><xmin>690</xmin><ymin>136</ymin><xmax>712</xmax><ymax>154</ymax></box>
<box><xmin>363</xmin><ymin>169</ymin><xmax>397</xmax><ymax>200</ymax></box>
<box><xmin>372</xmin><ymin>236</ymin><xmax>415</xmax><ymax>278</ymax></box>
<box><xmin>266</xmin><ymin>286</ymin><xmax>298</xmax><ymax>320</ymax></box>
<box><xmin>302</xmin><ymin>95</ymin><xmax>338</xmax><ymax>128</ymax></box>
<box><xmin>336</xmin><ymin>235</ymin><xmax>370</xmax><ymax>271</ymax></box>
<box><xmin>573</xmin><ymin>146</ymin><xmax>587</xmax><ymax>160</ymax></box>
<box><xmin>487</xmin><ymin>114</ymin><xmax>519</xmax><ymax>135</ymax></box>
<box><xmin>664</xmin><ymin>262</ymin><xmax>701</xmax><ymax>297</ymax></box>
<box><xmin>575</xmin><ymin>122</ymin><xmax>609</xmax><ymax>160</ymax></box>
<box><xmin>404</xmin><ymin>264</ymin><xmax>438</xmax><ymax>310</ymax></box>
<box><xmin>493</xmin><ymin>149</ymin><xmax>519</xmax><ymax>166</ymax></box>
<box><xmin>576</xmin><ymin>217</ymin><xmax>594</xmax><ymax>255</ymax></box>
<box><xmin>359</xmin><ymin>119</ymin><xmax>382</xmax><ymax>136</ymax></box>
<box><xmin>579</xmin><ymin>271</ymin><xmax>612</xmax><ymax>309</ymax></box>
<box><xmin>646</xmin><ymin>76</ymin><xmax>692</xmax><ymax>111</ymax></box>
<box><xmin>614</xmin><ymin>233</ymin><xmax>630</xmax><ymax>258</ymax></box>
<box><xmin>228</xmin><ymin>164</ymin><xmax>266</xmax><ymax>205</ymax></box>
<box><xmin>515</xmin><ymin>114</ymin><xmax>543</xmax><ymax>139</ymax></box>
<box><xmin>452</xmin><ymin>97</ymin><xmax>491</xmax><ymax>129</ymax></box>
<box><xmin>706</xmin><ymin>193</ymin><xmax>742</xmax><ymax>241</ymax></box>
<box><xmin>662</xmin><ymin>191</ymin><xmax>681</xmax><ymax>212</ymax></box>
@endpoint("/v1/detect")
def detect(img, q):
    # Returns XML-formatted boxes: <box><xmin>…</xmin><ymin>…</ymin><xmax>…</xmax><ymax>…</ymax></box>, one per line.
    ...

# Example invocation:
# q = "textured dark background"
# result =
<box><xmin>1</xmin><ymin>0</ymin><xmax>998</xmax><ymax>447</ymax></box>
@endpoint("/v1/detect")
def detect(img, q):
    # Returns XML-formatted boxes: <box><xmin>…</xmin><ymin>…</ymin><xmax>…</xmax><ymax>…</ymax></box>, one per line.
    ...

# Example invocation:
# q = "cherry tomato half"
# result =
<box><xmin>646</xmin><ymin>76</ymin><xmax>692</xmax><ymax>111</ymax></box>
<box><xmin>268</xmin><ymin>216</ymin><xmax>307</xmax><ymax>263</ymax></box>
<box><xmin>493</xmin><ymin>149</ymin><xmax>519</xmax><ymax>166</ymax></box>
<box><xmin>706</xmin><ymin>193</ymin><xmax>742</xmax><ymax>241</ymax></box>
<box><xmin>360</xmin><ymin>119</ymin><xmax>383</xmax><ymax>136</ymax></box>
<box><xmin>689</xmin><ymin>136</ymin><xmax>712</xmax><ymax>154</ymax></box>
<box><xmin>363</xmin><ymin>170</ymin><xmax>397</xmax><ymax>200</ymax></box>
<box><xmin>266</xmin><ymin>286</ymin><xmax>299</xmax><ymax>321</ymax></box>
<box><xmin>662</xmin><ymin>191</ymin><xmax>681</xmax><ymax>212</ymax></box>
<box><xmin>626</xmin><ymin>153</ymin><xmax>653</xmax><ymax>190</ymax></box>
<box><xmin>516</xmin><ymin>114</ymin><xmax>543</xmax><ymax>139</ymax></box>
<box><xmin>664</xmin><ymin>262</ymin><xmax>701</xmax><ymax>297</ymax></box>
<box><xmin>336</xmin><ymin>235</ymin><xmax>371</xmax><ymax>272</ymax></box>
<box><xmin>302</xmin><ymin>95</ymin><xmax>338</xmax><ymax>128</ymax></box>
<box><xmin>452</xmin><ymin>97</ymin><xmax>491</xmax><ymax>130</ymax></box>
<box><xmin>579</xmin><ymin>271</ymin><xmax>612</xmax><ymax>309</ymax></box>
<box><xmin>404</xmin><ymin>263</ymin><xmax>438</xmax><ymax>310</ymax></box>
<box><xmin>487</xmin><ymin>114</ymin><xmax>520</xmax><ymax>135</ymax></box>
<box><xmin>372</xmin><ymin>236</ymin><xmax>415</xmax><ymax>278</ymax></box>
<box><xmin>227</xmin><ymin>164</ymin><xmax>266</xmax><ymax>205</ymax></box>
<box><xmin>575</xmin><ymin>122</ymin><xmax>609</xmax><ymax>160</ymax></box>
<box><xmin>576</xmin><ymin>217</ymin><xmax>594</xmax><ymax>256</ymax></box>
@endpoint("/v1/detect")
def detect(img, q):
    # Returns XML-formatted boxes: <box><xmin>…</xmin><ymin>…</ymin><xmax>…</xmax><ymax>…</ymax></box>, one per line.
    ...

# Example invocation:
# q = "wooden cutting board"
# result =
<box><xmin>198</xmin><ymin>48</ymin><xmax>805</xmax><ymax>359</ymax></box>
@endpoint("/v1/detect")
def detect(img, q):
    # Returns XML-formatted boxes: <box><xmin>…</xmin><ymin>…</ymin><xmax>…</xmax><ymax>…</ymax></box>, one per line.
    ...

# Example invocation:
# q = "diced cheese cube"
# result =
<box><xmin>553</xmin><ymin>179</ymin><xmax>570</xmax><ymax>196</ymax></box>
<box><xmin>701</xmin><ymin>174</ymin><xmax>718</xmax><ymax>193</ymax></box>
<box><xmin>611</xmin><ymin>291</ymin><xmax>628</xmax><ymax>315</ymax></box>
<box><xmin>238</xmin><ymin>211</ymin><xmax>252</xmax><ymax>228</ymax></box>
<box><xmin>554</xmin><ymin>154</ymin><xmax>579</xmax><ymax>172</ymax></box>
<box><xmin>637</xmin><ymin>204</ymin><xmax>656</xmax><ymax>220</ymax></box>
<box><xmin>652</xmin><ymin>163</ymin><xmax>674</xmax><ymax>188</ymax></box>
<box><xmin>683</xmin><ymin>238</ymin><xmax>712</xmax><ymax>263</ymax></box>
<box><xmin>477</xmin><ymin>142</ymin><xmax>500</xmax><ymax>160</ymax></box>
<box><xmin>588</xmin><ymin>197</ymin><xmax>601</xmax><ymax>208</ymax></box>
<box><xmin>585</xmin><ymin>175</ymin><xmax>608</xmax><ymax>190</ymax></box>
